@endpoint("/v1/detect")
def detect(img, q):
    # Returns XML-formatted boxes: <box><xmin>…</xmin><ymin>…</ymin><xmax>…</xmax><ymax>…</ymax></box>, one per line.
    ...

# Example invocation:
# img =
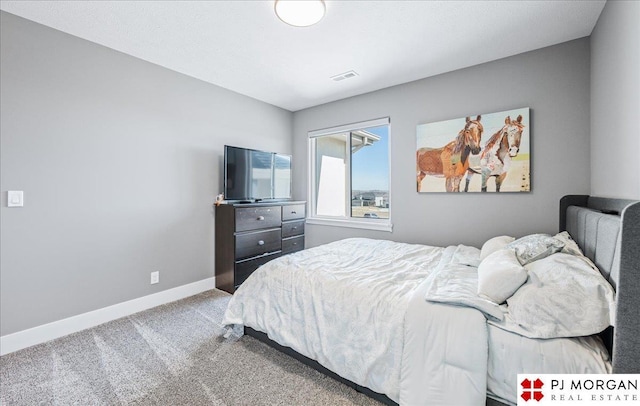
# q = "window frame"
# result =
<box><xmin>307</xmin><ymin>117</ymin><xmax>392</xmax><ymax>232</ymax></box>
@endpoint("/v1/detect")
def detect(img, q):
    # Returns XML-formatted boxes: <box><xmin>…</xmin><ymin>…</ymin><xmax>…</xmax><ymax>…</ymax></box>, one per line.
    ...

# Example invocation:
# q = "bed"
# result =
<box><xmin>222</xmin><ymin>195</ymin><xmax>640</xmax><ymax>405</ymax></box>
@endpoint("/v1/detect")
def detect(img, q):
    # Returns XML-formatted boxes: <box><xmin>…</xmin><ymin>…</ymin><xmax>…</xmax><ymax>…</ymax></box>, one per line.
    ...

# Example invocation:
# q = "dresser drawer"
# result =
<box><xmin>282</xmin><ymin>220</ymin><xmax>305</xmax><ymax>238</ymax></box>
<box><xmin>235</xmin><ymin>207</ymin><xmax>281</xmax><ymax>232</ymax></box>
<box><xmin>282</xmin><ymin>235</ymin><xmax>304</xmax><ymax>254</ymax></box>
<box><xmin>234</xmin><ymin>252</ymin><xmax>280</xmax><ymax>288</ymax></box>
<box><xmin>235</xmin><ymin>228</ymin><xmax>282</xmax><ymax>260</ymax></box>
<box><xmin>282</xmin><ymin>204</ymin><xmax>305</xmax><ymax>221</ymax></box>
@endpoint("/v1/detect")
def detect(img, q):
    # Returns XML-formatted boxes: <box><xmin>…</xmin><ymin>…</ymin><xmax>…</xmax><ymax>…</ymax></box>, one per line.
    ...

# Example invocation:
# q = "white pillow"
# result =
<box><xmin>477</xmin><ymin>248</ymin><xmax>528</xmax><ymax>304</ymax></box>
<box><xmin>554</xmin><ymin>231</ymin><xmax>584</xmax><ymax>256</ymax></box>
<box><xmin>553</xmin><ymin>231</ymin><xmax>601</xmax><ymax>273</ymax></box>
<box><xmin>504</xmin><ymin>252</ymin><xmax>615</xmax><ymax>339</ymax></box>
<box><xmin>480</xmin><ymin>235</ymin><xmax>515</xmax><ymax>261</ymax></box>
<box><xmin>506</xmin><ymin>233</ymin><xmax>565</xmax><ymax>265</ymax></box>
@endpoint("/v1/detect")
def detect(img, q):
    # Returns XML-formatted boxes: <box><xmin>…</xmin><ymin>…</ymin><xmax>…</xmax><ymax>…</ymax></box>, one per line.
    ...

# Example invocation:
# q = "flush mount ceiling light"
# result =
<box><xmin>275</xmin><ymin>0</ymin><xmax>326</xmax><ymax>27</ymax></box>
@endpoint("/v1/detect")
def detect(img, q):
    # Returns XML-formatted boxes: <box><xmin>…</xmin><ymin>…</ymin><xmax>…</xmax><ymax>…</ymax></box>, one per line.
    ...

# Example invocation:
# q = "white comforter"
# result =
<box><xmin>222</xmin><ymin>238</ymin><xmax>488</xmax><ymax>404</ymax></box>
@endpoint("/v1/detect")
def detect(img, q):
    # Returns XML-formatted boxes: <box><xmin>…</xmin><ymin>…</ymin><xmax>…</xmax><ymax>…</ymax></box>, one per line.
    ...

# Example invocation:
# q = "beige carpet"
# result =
<box><xmin>0</xmin><ymin>289</ymin><xmax>381</xmax><ymax>405</ymax></box>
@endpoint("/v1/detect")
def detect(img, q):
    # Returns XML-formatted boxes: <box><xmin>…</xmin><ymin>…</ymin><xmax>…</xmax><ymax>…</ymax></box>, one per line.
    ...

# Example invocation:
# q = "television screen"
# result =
<box><xmin>224</xmin><ymin>145</ymin><xmax>291</xmax><ymax>201</ymax></box>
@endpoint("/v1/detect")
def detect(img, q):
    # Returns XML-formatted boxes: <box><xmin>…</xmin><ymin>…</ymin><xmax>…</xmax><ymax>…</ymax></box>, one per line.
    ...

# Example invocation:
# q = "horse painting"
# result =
<box><xmin>464</xmin><ymin>115</ymin><xmax>525</xmax><ymax>192</ymax></box>
<box><xmin>416</xmin><ymin>116</ymin><xmax>483</xmax><ymax>192</ymax></box>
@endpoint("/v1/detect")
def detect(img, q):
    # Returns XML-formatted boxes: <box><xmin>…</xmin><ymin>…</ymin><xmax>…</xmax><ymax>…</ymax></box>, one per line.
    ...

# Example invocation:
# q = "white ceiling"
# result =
<box><xmin>0</xmin><ymin>0</ymin><xmax>606</xmax><ymax>112</ymax></box>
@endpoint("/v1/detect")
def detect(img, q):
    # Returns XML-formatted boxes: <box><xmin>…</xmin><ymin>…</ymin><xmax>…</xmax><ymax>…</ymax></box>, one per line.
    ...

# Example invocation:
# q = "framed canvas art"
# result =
<box><xmin>416</xmin><ymin>107</ymin><xmax>530</xmax><ymax>193</ymax></box>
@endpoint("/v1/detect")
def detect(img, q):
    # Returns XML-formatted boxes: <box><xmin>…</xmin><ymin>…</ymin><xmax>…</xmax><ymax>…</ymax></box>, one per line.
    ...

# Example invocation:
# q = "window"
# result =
<box><xmin>308</xmin><ymin>117</ymin><xmax>391</xmax><ymax>231</ymax></box>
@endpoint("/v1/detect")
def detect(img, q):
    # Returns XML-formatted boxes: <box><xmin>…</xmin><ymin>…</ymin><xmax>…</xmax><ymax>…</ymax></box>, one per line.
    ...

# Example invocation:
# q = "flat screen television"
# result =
<box><xmin>224</xmin><ymin>145</ymin><xmax>292</xmax><ymax>202</ymax></box>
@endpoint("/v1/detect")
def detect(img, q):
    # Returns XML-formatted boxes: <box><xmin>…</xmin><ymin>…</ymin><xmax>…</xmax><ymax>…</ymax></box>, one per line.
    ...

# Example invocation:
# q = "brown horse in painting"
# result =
<box><xmin>416</xmin><ymin>116</ymin><xmax>483</xmax><ymax>192</ymax></box>
<box><xmin>464</xmin><ymin>115</ymin><xmax>525</xmax><ymax>192</ymax></box>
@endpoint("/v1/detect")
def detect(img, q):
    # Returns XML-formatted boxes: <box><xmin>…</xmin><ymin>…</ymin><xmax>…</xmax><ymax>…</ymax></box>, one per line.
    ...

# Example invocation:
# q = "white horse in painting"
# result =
<box><xmin>464</xmin><ymin>115</ymin><xmax>525</xmax><ymax>192</ymax></box>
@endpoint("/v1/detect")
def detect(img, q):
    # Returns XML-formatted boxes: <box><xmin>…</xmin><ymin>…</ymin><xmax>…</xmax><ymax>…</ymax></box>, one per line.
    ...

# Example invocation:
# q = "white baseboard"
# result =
<box><xmin>0</xmin><ymin>277</ymin><xmax>216</xmax><ymax>356</ymax></box>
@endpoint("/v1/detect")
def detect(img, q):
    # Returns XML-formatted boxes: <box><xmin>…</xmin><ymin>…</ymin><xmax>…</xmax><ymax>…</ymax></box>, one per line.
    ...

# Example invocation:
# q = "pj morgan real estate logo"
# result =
<box><xmin>517</xmin><ymin>374</ymin><xmax>639</xmax><ymax>405</ymax></box>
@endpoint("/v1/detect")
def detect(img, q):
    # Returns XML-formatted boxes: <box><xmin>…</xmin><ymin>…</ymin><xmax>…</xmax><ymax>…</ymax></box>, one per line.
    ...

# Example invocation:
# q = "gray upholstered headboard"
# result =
<box><xmin>559</xmin><ymin>195</ymin><xmax>640</xmax><ymax>374</ymax></box>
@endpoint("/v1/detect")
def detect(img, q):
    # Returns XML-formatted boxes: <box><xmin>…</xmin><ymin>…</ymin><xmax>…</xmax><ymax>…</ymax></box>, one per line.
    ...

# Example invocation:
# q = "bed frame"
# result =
<box><xmin>245</xmin><ymin>195</ymin><xmax>640</xmax><ymax>404</ymax></box>
<box><xmin>559</xmin><ymin>195</ymin><xmax>640</xmax><ymax>373</ymax></box>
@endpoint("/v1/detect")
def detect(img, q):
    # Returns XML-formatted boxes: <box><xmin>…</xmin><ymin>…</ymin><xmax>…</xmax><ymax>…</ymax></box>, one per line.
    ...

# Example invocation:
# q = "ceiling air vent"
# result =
<box><xmin>331</xmin><ymin>70</ymin><xmax>359</xmax><ymax>82</ymax></box>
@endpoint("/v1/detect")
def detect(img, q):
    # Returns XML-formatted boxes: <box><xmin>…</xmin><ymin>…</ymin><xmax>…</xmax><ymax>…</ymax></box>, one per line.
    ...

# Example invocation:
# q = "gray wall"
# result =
<box><xmin>293</xmin><ymin>39</ymin><xmax>592</xmax><ymax>249</ymax></box>
<box><xmin>590</xmin><ymin>0</ymin><xmax>640</xmax><ymax>200</ymax></box>
<box><xmin>0</xmin><ymin>12</ymin><xmax>292</xmax><ymax>336</ymax></box>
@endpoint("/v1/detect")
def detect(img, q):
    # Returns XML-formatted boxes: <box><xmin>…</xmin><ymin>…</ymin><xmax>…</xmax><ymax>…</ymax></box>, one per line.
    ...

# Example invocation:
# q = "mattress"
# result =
<box><xmin>486</xmin><ymin>323</ymin><xmax>612</xmax><ymax>405</ymax></box>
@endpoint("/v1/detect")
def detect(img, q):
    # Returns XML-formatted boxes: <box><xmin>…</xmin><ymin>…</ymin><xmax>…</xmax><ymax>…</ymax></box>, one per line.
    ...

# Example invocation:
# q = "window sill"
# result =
<box><xmin>306</xmin><ymin>217</ymin><xmax>393</xmax><ymax>232</ymax></box>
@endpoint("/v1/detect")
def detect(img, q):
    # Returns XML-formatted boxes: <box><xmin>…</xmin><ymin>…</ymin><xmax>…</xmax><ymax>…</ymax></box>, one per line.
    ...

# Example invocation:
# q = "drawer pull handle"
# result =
<box><xmin>292</xmin><ymin>227</ymin><xmax>297</xmax><ymax>230</ymax></box>
<box><xmin>293</xmin><ymin>242</ymin><xmax>298</xmax><ymax>246</ymax></box>
<box><xmin>258</xmin><ymin>240</ymin><xmax>265</xmax><ymax>246</ymax></box>
<box><xmin>291</xmin><ymin>211</ymin><xmax>297</xmax><ymax>214</ymax></box>
<box><xmin>257</xmin><ymin>216</ymin><xmax>265</xmax><ymax>221</ymax></box>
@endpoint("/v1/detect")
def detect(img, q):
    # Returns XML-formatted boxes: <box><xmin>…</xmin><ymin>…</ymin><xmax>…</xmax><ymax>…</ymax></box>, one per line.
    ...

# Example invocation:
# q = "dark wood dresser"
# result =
<box><xmin>215</xmin><ymin>201</ymin><xmax>306</xmax><ymax>293</ymax></box>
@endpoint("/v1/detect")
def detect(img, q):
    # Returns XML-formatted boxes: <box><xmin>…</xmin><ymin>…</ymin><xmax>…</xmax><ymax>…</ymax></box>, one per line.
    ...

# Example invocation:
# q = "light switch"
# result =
<box><xmin>7</xmin><ymin>191</ymin><xmax>24</xmax><ymax>207</ymax></box>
